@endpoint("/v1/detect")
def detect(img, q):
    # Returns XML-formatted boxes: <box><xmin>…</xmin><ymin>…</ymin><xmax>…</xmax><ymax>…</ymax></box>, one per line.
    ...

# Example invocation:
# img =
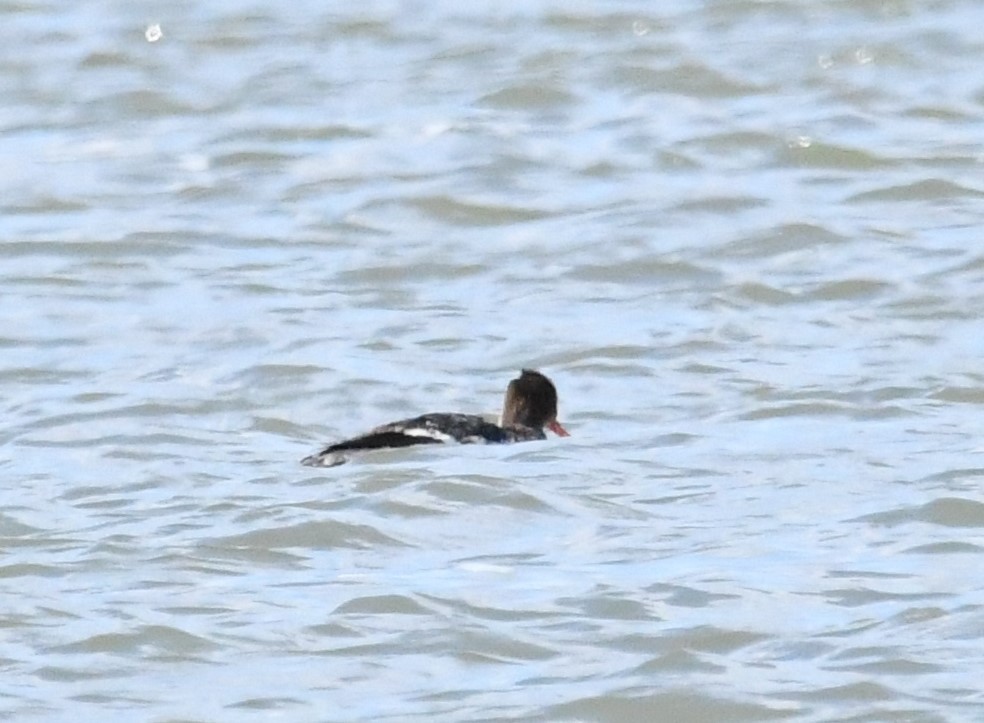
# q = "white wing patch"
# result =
<box><xmin>402</xmin><ymin>427</ymin><xmax>455</xmax><ymax>443</ymax></box>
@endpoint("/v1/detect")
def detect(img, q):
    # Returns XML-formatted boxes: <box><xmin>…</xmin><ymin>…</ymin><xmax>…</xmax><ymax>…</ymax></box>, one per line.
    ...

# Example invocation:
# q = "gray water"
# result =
<box><xmin>3</xmin><ymin>1</ymin><xmax>984</xmax><ymax>721</ymax></box>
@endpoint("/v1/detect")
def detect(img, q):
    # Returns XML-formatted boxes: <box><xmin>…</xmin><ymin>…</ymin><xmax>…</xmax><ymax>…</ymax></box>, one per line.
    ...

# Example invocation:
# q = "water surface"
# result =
<box><xmin>2</xmin><ymin>1</ymin><xmax>984</xmax><ymax>720</ymax></box>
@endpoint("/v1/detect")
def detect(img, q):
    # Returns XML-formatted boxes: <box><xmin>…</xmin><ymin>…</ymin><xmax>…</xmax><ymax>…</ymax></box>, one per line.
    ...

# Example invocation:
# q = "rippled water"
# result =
<box><xmin>3</xmin><ymin>0</ymin><xmax>984</xmax><ymax>720</ymax></box>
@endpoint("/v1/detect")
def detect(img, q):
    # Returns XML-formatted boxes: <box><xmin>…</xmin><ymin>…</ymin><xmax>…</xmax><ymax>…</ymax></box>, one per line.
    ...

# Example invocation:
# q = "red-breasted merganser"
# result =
<box><xmin>301</xmin><ymin>369</ymin><xmax>569</xmax><ymax>467</ymax></box>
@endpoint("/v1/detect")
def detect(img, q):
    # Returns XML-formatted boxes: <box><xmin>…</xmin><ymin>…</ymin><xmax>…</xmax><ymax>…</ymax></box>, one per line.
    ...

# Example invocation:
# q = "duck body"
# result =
<box><xmin>301</xmin><ymin>370</ymin><xmax>568</xmax><ymax>468</ymax></box>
